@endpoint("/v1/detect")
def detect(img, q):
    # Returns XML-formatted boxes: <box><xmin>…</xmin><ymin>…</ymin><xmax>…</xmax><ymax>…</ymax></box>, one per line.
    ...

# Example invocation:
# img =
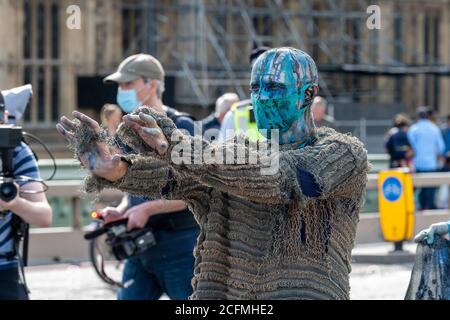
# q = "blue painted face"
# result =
<box><xmin>250</xmin><ymin>48</ymin><xmax>318</xmax><ymax>138</ymax></box>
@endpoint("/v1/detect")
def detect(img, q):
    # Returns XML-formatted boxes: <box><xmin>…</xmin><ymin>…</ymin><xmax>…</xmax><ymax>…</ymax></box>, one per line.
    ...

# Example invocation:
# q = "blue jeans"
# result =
<box><xmin>0</xmin><ymin>266</ymin><xmax>28</xmax><ymax>300</ymax></box>
<box><xmin>416</xmin><ymin>169</ymin><xmax>437</xmax><ymax>210</ymax></box>
<box><xmin>418</xmin><ymin>187</ymin><xmax>437</xmax><ymax>210</ymax></box>
<box><xmin>118</xmin><ymin>227</ymin><xmax>199</xmax><ymax>300</ymax></box>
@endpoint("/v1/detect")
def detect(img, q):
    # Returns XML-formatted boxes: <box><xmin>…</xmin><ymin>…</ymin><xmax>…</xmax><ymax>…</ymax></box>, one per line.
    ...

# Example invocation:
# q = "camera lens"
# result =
<box><xmin>0</xmin><ymin>181</ymin><xmax>17</xmax><ymax>202</ymax></box>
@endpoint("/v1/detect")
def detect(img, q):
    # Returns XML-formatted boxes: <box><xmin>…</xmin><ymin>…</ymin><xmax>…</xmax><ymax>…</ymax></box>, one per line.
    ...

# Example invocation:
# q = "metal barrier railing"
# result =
<box><xmin>366</xmin><ymin>172</ymin><xmax>450</xmax><ymax>189</ymax></box>
<box><xmin>46</xmin><ymin>180</ymin><xmax>122</xmax><ymax>229</ymax></box>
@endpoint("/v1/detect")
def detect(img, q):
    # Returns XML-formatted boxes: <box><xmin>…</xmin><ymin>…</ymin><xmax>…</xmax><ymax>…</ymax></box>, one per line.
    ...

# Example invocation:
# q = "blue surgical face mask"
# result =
<box><xmin>116</xmin><ymin>84</ymin><xmax>151</xmax><ymax>113</ymax></box>
<box><xmin>117</xmin><ymin>88</ymin><xmax>140</xmax><ymax>113</ymax></box>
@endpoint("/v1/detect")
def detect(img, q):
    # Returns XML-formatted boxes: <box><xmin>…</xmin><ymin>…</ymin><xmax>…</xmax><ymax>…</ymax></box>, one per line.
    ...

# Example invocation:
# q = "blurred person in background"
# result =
<box><xmin>91</xmin><ymin>54</ymin><xmax>199</xmax><ymax>300</ymax></box>
<box><xmin>427</xmin><ymin>108</ymin><xmax>437</xmax><ymax>124</ymax></box>
<box><xmin>384</xmin><ymin>113</ymin><xmax>413</xmax><ymax>169</ymax></box>
<box><xmin>100</xmin><ymin>104</ymin><xmax>123</xmax><ymax>137</ymax></box>
<box><xmin>436</xmin><ymin>114</ymin><xmax>450</xmax><ymax>209</ymax></box>
<box><xmin>408</xmin><ymin>106</ymin><xmax>445</xmax><ymax>210</ymax></box>
<box><xmin>311</xmin><ymin>96</ymin><xmax>334</xmax><ymax>128</ymax></box>
<box><xmin>201</xmin><ymin>92</ymin><xmax>239</xmax><ymax>133</ymax></box>
<box><xmin>441</xmin><ymin>115</ymin><xmax>450</xmax><ymax>170</ymax></box>
<box><xmin>100</xmin><ymin>104</ymin><xmax>123</xmax><ymax>154</ymax></box>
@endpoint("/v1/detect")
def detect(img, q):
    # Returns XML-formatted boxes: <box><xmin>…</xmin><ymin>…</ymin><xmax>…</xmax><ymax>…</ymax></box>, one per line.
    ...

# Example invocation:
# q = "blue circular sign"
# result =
<box><xmin>382</xmin><ymin>177</ymin><xmax>402</xmax><ymax>202</ymax></box>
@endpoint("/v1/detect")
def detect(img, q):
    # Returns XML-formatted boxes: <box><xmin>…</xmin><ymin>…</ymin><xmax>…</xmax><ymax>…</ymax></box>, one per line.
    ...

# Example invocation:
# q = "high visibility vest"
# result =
<box><xmin>233</xmin><ymin>104</ymin><xmax>262</xmax><ymax>141</ymax></box>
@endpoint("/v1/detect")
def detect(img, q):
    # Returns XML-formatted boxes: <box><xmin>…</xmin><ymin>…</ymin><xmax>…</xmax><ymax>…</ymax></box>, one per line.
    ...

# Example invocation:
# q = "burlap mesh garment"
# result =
<box><xmin>79</xmin><ymin>107</ymin><xmax>370</xmax><ymax>300</ymax></box>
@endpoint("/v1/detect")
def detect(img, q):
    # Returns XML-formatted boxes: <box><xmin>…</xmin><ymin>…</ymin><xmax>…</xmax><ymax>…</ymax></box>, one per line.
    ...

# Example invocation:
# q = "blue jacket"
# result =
<box><xmin>407</xmin><ymin>119</ymin><xmax>445</xmax><ymax>171</ymax></box>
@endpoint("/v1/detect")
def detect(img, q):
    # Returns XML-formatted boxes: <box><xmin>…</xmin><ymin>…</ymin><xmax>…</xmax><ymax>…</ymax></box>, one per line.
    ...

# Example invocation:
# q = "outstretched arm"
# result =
<box><xmin>57</xmin><ymin>111</ymin><xmax>213</xmax><ymax>225</ymax></box>
<box><xmin>57</xmin><ymin>109</ymin><xmax>369</xmax><ymax>206</ymax></box>
<box><xmin>120</xmin><ymin>107</ymin><xmax>370</xmax><ymax>204</ymax></box>
<box><xmin>56</xmin><ymin>111</ymin><xmax>191</xmax><ymax>201</ymax></box>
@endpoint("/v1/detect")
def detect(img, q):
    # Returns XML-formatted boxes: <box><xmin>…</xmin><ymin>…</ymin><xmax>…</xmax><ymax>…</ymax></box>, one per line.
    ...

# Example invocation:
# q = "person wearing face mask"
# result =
<box><xmin>57</xmin><ymin>47</ymin><xmax>369</xmax><ymax>299</ymax></box>
<box><xmin>105</xmin><ymin>54</ymin><xmax>196</xmax><ymax>133</ymax></box>
<box><xmin>93</xmin><ymin>54</ymin><xmax>199</xmax><ymax>300</ymax></box>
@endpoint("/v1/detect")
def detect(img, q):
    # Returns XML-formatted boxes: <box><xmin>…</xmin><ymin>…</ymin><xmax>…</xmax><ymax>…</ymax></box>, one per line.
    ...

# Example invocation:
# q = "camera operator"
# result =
<box><xmin>0</xmin><ymin>86</ymin><xmax>52</xmax><ymax>300</ymax></box>
<box><xmin>98</xmin><ymin>54</ymin><xmax>199</xmax><ymax>300</ymax></box>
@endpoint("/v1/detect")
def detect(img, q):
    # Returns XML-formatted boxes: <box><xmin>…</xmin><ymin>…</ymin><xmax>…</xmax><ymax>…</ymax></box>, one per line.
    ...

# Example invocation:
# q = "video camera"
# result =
<box><xmin>84</xmin><ymin>211</ymin><xmax>157</xmax><ymax>261</ymax></box>
<box><xmin>0</xmin><ymin>85</ymin><xmax>32</xmax><ymax>202</ymax></box>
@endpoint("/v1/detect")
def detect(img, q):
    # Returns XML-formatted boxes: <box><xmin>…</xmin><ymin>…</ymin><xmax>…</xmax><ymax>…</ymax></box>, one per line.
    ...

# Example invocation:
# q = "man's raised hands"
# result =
<box><xmin>56</xmin><ymin>111</ymin><xmax>128</xmax><ymax>182</ymax></box>
<box><xmin>122</xmin><ymin>111</ymin><xmax>169</xmax><ymax>156</ymax></box>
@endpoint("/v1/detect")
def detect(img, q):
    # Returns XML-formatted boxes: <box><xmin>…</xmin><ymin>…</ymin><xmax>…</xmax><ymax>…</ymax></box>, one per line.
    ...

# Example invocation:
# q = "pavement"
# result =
<box><xmin>351</xmin><ymin>241</ymin><xmax>417</xmax><ymax>264</ymax></box>
<box><xmin>26</xmin><ymin>262</ymin><xmax>120</xmax><ymax>300</ymax></box>
<box><xmin>23</xmin><ymin>241</ymin><xmax>417</xmax><ymax>300</ymax></box>
<box><xmin>349</xmin><ymin>263</ymin><xmax>413</xmax><ymax>299</ymax></box>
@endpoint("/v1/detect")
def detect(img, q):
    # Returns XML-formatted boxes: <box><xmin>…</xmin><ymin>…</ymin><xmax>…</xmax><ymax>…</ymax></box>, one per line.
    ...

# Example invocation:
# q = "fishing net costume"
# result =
<box><xmin>69</xmin><ymin>48</ymin><xmax>369</xmax><ymax>299</ymax></box>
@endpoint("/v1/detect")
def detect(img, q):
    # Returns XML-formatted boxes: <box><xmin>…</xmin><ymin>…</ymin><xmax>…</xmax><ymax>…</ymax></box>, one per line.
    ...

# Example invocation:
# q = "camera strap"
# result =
<box><xmin>11</xmin><ymin>214</ymin><xmax>30</xmax><ymax>293</ymax></box>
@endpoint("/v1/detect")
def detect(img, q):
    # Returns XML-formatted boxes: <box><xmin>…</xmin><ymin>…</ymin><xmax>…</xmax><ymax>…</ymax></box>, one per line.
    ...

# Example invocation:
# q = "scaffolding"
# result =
<box><xmin>117</xmin><ymin>0</ymin><xmax>448</xmax><ymax>114</ymax></box>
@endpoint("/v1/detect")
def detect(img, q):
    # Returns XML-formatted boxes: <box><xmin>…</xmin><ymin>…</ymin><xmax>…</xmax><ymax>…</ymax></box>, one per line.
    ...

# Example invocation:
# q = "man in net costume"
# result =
<box><xmin>56</xmin><ymin>47</ymin><xmax>369</xmax><ymax>299</ymax></box>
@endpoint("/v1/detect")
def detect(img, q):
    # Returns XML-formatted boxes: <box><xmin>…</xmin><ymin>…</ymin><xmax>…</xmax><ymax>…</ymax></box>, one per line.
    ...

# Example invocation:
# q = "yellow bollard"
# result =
<box><xmin>378</xmin><ymin>168</ymin><xmax>415</xmax><ymax>244</ymax></box>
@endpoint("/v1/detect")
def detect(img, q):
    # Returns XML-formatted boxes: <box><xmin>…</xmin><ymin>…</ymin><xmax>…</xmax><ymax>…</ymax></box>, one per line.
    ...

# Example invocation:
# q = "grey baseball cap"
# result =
<box><xmin>103</xmin><ymin>53</ymin><xmax>165</xmax><ymax>84</ymax></box>
<box><xmin>416</xmin><ymin>106</ymin><xmax>430</xmax><ymax>118</ymax></box>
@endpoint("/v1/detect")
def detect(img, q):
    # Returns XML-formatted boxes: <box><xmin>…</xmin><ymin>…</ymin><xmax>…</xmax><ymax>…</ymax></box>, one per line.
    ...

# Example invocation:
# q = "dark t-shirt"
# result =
<box><xmin>385</xmin><ymin>127</ymin><xmax>411</xmax><ymax>167</ymax></box>
<box><xmin>201</xmin><ymin>113</ymin><xmax>221</xmax><ymax>132</ymax></box>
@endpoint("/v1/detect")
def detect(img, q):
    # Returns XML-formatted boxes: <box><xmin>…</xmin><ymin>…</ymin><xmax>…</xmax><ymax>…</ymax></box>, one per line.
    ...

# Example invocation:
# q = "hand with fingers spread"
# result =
<box><xmin>414</xmin><ymin>221</ymin><xmax>450</xmax><ymax>245</ymax></box>
<box><xmin>56</xmin><ymin>111</ymin><xmax>129</xmax><ymax>182</ymax></box>
<box><xmin>122</xmin><ymin>111</ymin><xmax>169</xmax><ymax>156</ymax></box>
